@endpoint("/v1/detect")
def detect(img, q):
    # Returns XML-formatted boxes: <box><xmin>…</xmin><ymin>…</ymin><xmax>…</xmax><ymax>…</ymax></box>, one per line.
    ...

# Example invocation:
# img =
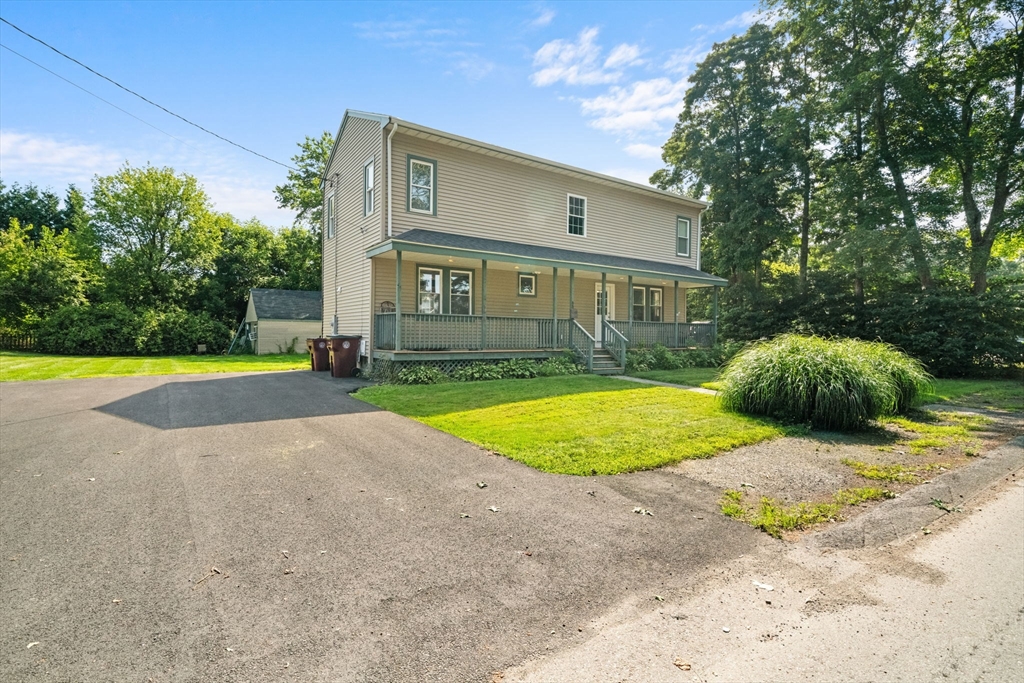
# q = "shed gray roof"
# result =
<box><xmin>368</xmin><ymin>229</ymin><xmax>727</xmax><ymax>285</ymax></box>
<box><xmin>249</xmin><ymin>289</ymin><xmax>322</xmax><ymax>321</ymax></box>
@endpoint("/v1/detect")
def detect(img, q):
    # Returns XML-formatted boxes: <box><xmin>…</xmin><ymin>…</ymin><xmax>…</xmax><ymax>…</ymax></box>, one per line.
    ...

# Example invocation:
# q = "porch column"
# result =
<box><xmin>600</xmin><ymin>271</ymin><xmax>607</xmax><ymax>333</ymax></box>
<box><xmin>480</xmin><ymin>260</ymin><xmax>487</xmax><ymax>350</ymax></box>
<box><xmin>569</xmin><ymin>269</ymin><xmax>575</xmax><ymax>318</ymax></box>
<box><xmin>712</xmin><ymin>285</ymin><xmax>720</xmax><ymax>345</ymax></box>
<box><xmin>394</xmin><ymin>250</ymin><xmax>403</xmax><ymax>351</ymax></box>
<box><xmin>627</xmin><ymin>275</ymin><xmax>633</xmax><ymax>340</ymax></box>
<box><xmin>551</xmin><ymin>267</ymin><xmax>559</xmax><ymax>348</ymax></box>
<box><xmin>673</xmin><ymin>281</ymin><xmax>679</xmax><ymax>348</ymax></box>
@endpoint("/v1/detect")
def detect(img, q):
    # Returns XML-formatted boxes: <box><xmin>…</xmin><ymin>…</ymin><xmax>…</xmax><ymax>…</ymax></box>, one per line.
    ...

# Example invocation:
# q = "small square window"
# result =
<box><xmin>567</xmin><ymin>194</ymin><xmax>586</xmax><ymax>236</ymax></box>
<box><xmin>677</xmin><ymin>217</ymin><xmax>691</xmax><ymax>256</ymax></box>
<box><xmin>518</xmin><ymin>273</ymin><xmax>537</xmax><ymax>296</ymax></box>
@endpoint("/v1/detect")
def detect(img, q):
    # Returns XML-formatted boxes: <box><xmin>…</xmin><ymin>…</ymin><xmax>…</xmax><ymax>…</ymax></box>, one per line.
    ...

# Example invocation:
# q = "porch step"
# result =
<box><xmin>591</xmin><ymin>348</ymin><xmax>623</xmax><ymax>375</ymax></box>
<box><xmin>593</xmin><ymin>367</ymin><xmax>624</xmax><ymax>375</ymax></box>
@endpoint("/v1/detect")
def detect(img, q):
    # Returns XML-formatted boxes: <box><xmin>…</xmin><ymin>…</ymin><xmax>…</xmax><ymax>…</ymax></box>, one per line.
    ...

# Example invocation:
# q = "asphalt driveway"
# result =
<box><xmin>0</xmin><ymin>371</ymin><xmax>764</xmax><ymax>682</ymax></box>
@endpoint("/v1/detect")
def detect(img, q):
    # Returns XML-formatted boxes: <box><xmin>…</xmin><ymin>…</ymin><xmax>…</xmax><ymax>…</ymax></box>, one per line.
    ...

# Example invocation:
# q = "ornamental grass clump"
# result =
<box><xmin>718</xmin><ymin>334</ymin><xmax>930</xmax><ymax>431</ymax></box>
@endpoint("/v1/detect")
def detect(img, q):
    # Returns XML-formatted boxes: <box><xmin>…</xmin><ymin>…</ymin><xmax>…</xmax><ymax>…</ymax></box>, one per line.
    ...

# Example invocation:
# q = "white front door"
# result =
<box><xmin>594</xmin><ymin>282</ymin><xmax>616</xmax><ymax>346</ymax></box>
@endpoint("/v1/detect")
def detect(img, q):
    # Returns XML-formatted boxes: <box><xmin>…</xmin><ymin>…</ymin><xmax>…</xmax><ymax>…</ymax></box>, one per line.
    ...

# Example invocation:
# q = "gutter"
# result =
<box><xmin>386</xmin><ymin>120</ymin><xmax>398</xmax><ymax>237</ymax></box>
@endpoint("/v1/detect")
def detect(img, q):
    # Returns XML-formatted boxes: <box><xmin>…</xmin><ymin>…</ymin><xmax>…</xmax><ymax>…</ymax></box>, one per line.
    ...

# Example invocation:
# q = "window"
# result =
<box><xmin>567</xmin><ymin>194</ymin><xmax>586</xmax><ymax>236</ymax></box>
<box><xmin>326</xmin><ymin>194</ymin><xmax>335</xmax><ymax>239</ymax></box>
<box><xmin>650</xmin><ymin>287</ymin><xmax>663</xmax><ymax>322</ymax></box>
<box><xmin>417</xmin><ymin>266</ymin><xmax>473</xmax><ymax>314</ymax></box>
<box><xmin>677</xmin><ymin>216</ymin><xmax>691</xmax><ymax>256</ymax></box>
<box><xmin>632</xmin><ymin>286</ymin><xmax>646</xmax><ymax>321</ymax></box>
<box><xmin>518</xmin><ymin>273</ymin><xmax>537</xmax><ymax>297</ymax></box>
<box><xmin>363</xmin><ymin>159</ymin><xmax>375</xmax><ymax>216</ymax></box>
<box><xmin>408</xmin><ymin>157</ymin><xmax>436</xmax><ymax>214</ymax></box>
<box><xmin>418</xmin><ymin>268</ymin><xmax>442</xmax><ymax>314</ymax></box>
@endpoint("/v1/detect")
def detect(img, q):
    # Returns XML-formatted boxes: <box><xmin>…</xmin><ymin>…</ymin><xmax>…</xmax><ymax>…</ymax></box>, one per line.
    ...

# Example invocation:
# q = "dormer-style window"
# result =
<box><xmin>326</xmin><ymin>194</ymin><xmax>335</xmax><ymax>239</ymax></box>
<box><xmin>408</xmin><ymin>156</ymin><xmax>437</xmax><ymax>215</ymax></box>
<box><xmin>567</xmin><ymin>194</ymin><xmax>586</xmax><ymax>236</ymax></box>
<box><xmin>677</xmin><ymin>216</ymin><xmax>691</xmax><ymax>256</ymax></box>
<box><xmin>364</xmin><ymin>158</ymin><xmax>375</xmax><ymax>216</ymax></box>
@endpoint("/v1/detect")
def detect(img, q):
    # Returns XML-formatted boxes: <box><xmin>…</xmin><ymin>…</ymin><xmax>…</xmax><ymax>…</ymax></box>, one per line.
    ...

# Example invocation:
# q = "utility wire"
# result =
<box><xmin>1</xmin><ymin>42</ymin><xmax>203</xmax><ymax>154</ymax></box>
<box><xmin>0</xmin><ymin>16</ymin><xmax>295</xmax><ymax>170</ymax></box>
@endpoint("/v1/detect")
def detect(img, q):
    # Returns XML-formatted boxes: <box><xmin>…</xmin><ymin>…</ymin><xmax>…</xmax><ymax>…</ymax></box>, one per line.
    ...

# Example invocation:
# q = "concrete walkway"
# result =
<box><xmin>610</xmin><ymin>374</ymin><xmax>718</xmax><ymax>396</ymax></box>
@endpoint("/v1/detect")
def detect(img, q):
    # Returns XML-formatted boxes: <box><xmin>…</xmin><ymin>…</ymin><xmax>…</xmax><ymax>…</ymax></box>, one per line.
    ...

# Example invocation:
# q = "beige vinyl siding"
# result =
<box><xmin>322</xmin><ymin>116</ymin><xmax>384</xmax><ymax>339</ymax></box>
<box><xmin>388</xmin><ymin>132</ymin><xmax>702</xmax><ymax>269</ymax></box>
<box><xmin>255</xmin><ymin>320</ymin><xmax>322</xmax><ymax>355</ymax></box>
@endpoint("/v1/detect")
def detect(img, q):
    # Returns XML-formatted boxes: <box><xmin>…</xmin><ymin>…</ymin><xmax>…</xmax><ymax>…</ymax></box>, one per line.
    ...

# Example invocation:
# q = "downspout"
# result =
<box><xmin>387</xmin><ymin>120</ymin><xmax>398</xmax><ymax>237</ymax></box>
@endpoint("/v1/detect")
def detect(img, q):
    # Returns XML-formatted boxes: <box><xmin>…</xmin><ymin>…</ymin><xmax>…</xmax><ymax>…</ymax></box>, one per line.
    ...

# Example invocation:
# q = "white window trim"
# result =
<box><xmin>363</xmin><ymin>157</ymin><xmax>375</xmax><ymax>217</ymax></box>
<box><xmin>567</xmin><ymin>193</ymin><xmax>587</xmax><ymax>237</ymax></box>
<box><xmin>410</xmin><ymin>159</ymin><xmax>435</xmax><ymax>215</ymax></box>
<box><xmin>632</xmin><ymin>285</ymin><xmax>646</xmax><ymax>321</ymax></box>
<box><xmin>326</xmin><ymin>193</ymin><xmax>335</xmax><ymax>239</ymax></box>
<box><xmin>518</xmin><ymin>273</ymin><xmax>537</xmax><ymax>297</ymax></box>
<box><xmin>677</xmin><ymin>216</ymin><xmax>691</xmax><ymax>257</ymax></box>
<box><xmin>449</xmin><ymin>269</ymin><xmax>473</xmax><ymax>315</ymax></box>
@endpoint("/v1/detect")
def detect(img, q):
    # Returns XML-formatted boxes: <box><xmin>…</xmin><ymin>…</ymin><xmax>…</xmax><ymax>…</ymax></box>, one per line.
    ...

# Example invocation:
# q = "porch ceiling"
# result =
<box><xmin>367</xmin><ymin>229</ymin><xmax>726</xmax><ymax>287</ymax></box>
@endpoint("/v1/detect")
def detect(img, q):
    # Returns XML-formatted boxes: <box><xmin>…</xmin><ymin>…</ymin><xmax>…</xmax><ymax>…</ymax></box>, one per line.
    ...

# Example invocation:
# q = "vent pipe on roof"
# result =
<box><xmin>387</xmin><ymin>121</ymin><xmax>398</xmax><ymax>237</ymax></box>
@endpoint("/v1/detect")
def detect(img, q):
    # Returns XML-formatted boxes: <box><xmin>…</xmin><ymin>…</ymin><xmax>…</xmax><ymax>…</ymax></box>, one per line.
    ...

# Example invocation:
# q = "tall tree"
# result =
<box><xmin>91</xmin><ymin>164</ymin><xmax>221</xmax><ymax>307</ymax></box>
<box><xmin>1</xmin><ymin>181</ymin><xmax>86</xmax><ymax>240</ymax></box>
<box><xmin>274</xmin><ymin>131</ymin><xmax>334</xmax><ymax>235</ymax></box>
<box><xmin>919</xmin><ymin>0</ymin><xmax>1024</xmax><ymax>293</ymax></box>
<box><xmin>194</xmin><ymin>216</ymin><xmax>277</xmax><ymax>324</ymax></box>
<box><xmin>272</xmin><ymin>227</ymin><xmax>321</xmax><ymax>291</ymax></box>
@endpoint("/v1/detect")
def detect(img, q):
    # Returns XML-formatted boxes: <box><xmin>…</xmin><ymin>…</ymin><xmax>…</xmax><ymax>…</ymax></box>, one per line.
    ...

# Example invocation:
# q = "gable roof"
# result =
<box><xmin>321</xmin><ymin>109</ymin><xmax>708</xmax><ymax>210</ymax></box>
<box><xmin>367</xmin><ymin>229</ymin><xmax>727</xmax><ymax>286</ymax></box>
<box><xmin>249</xmin><ymin>289</ymin><xmax>322</xmax><ymax>321</ymax></box>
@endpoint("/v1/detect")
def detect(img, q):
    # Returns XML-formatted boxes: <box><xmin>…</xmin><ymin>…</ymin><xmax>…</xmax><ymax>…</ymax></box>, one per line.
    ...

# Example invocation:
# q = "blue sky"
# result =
<box><xmin>0</xmin><ymin>1</ymin><xmax>759</xmax><ymax>226</ymax></box>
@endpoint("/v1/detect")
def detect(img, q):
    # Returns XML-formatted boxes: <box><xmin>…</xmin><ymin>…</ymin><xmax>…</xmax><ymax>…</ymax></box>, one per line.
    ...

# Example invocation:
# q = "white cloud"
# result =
<box><xmin>692</xmin><ymin>9</ymin><xmax>761</xmax><ymax>33</ymax></box>
<box><xmin>604</xmin><ymin>43</ymin><xmax>644</xmax><ymax>69</ymax></box>
<box><xmin>579</xmin><ymin>77</ymin><xmax>687</xmax><ymax>134</ymax></box>
<box><xmin>0</xmin><ymin>130</ymin><xmax>295</xmax><ymax>226</ymax></box>
<box><xmin>531</xmin><ymin>27</ymin><xmax>643</xmax><ymax>87</ymax></box>
<box><xmin>623</xmin><ymin>143</ymin><xmax>663</xmax><ymax>160</ymax></box>
<box><xmin>0</xmin><ymin>130</ymin><xmax>122</xmax><ymax>181</ymax></box>
<box><xmin>530</xmin><ymin>8</ymin><xmax>556</xmax><ymax>28</ymax></box>
<box><xmin>663</xmin><ymin>44</ymin><xmax>708</xmax><ymax>75</ymax></box>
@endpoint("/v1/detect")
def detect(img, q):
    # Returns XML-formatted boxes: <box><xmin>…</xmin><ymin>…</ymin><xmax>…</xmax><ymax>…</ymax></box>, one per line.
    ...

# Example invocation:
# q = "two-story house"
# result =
<box><xmin>320</xmin><ymin>110</ymin><xmax>726</xmax><ymax>377</ymax></box>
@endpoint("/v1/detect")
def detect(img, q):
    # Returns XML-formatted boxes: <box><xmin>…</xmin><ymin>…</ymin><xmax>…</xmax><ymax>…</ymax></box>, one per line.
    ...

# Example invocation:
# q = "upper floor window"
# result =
<box><xmin>567</xmin><ymin>194</ymin><xmax>586</xmax><ymax>236</ymax></box>
<box><xmin>408</xmin><ymin>156</ymin><xmax>436</xmax><ymax>215</ymax></box>
<box><xmin>364</xmin><ymin>158</ymin><xmax>375</xmax><ymax>216</ymax></box>
<box><xmin>677</xmin><ymin>216</ymin><xmax>691</xmax><ymax>256</ymax></box>
<box><xmin>326</xmin><ymin>194</ymin><xmax>335</xmax><ymax>239</ymax></box>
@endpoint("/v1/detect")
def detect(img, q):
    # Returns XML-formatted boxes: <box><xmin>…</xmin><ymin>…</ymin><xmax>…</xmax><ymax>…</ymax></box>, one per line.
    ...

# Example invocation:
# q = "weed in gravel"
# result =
<box><xmin>833</xmin><ymin>487</ymin><xmax>896</xmax><ymax>505</ymax></box>
<box><xmin>720</xmin><ymin>486</ymin><xmax>895</xmax><ymax>538</ymax></box>
<box><xmin>881</xmin><ymin>410</ymin><xmax>990</xmax><ymax>454</ymax></box>
<box><xmin>721</xmin><ymin>490</ymin><xmax>745</xmax><ymax>519</ymax></box>
<box><xmin>842</xmin><ymin>459</ymin><xmax>919</xmax><ymax>482</ymax></box>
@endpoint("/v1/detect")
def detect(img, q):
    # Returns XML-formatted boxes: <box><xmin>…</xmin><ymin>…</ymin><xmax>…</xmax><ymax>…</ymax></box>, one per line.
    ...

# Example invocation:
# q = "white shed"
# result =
<box><xmin>244</xmin><ymin>289</ymin><xmax>322</xmax><ymax>355</ymax></box>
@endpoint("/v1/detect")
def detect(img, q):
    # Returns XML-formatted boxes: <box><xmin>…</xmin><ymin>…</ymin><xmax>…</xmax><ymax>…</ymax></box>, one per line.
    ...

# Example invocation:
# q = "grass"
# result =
<box><xmin>919</xmin><ymin>378</ymin><xmax>1023</xmax><ymax>412</ymax></box>
<box><xmin>721</xmin><ymin>486</ymin><xmax>895</xmax><ymax>538</ymax></box>
<box><xmin>630</xmin><ymin>367</ymin><xmax>721</xmax><ymax>389</ymax></box>
<box><xmin>881</xmin><ymin>410</ymin><xmax>991</xmax><ymax>454</ymax></box>
<box><xmin>842</xmin><ymin>458</ymin><xmax>949</xmax><ymax>483</ymax></box>
<box><xmin>0</xmin><ymin>350</ymin><xmax>310</xmax><ymax>382</ymax></box>
<box><xmin>355</xmin><ymin>375</ymin><xmax>784</xmax><ymax>475</ymax></box>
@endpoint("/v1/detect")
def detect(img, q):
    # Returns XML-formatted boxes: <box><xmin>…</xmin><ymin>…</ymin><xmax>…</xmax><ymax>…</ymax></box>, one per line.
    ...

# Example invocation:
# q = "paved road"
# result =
<box><xmin>508</xmin><ymin>473</ymin><xmax>1024</xmax><ymax>682</ymax></box>
<box><xmin>0</xmin><ymin>371</ymin><xmax>765</xmax><ymax>682</ymax></box>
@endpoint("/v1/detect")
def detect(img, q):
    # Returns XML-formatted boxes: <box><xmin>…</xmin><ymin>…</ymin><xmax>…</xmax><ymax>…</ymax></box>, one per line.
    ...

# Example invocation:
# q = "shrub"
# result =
<box><xmin>496</xmin><ymin>358</ymin><xmax>538</xmax><ymax>379</ymax></box>
<box><xmin>36</xmin><ymin>303</ymin><xmax>233</xmax><ymax>356</ymax></box>
<box><xmin>395</xmin><ymin>365</ymin><xmax>448</xmax><ymax>385</ymax></box>
<box><xmin>718</xmin><ymin>334</ymin><xmax>928</xmax><ymax>431</ymax></box>
<box><xmin>450</xmin><ymin>362</ymin><xmax>504</xmax><ymax>382</ymax></box>
<box><xmin>537</xmin><ymin>353</ymin><xmax>583</xmax><ymax>377</ymax></box>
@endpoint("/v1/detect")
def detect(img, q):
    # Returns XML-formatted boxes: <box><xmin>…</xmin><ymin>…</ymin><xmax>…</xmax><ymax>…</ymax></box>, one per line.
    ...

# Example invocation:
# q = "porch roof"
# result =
<box><xmin>366</xmin><ymin>229</ymin><xmax>727</xmax><ymax>286</ymax></box>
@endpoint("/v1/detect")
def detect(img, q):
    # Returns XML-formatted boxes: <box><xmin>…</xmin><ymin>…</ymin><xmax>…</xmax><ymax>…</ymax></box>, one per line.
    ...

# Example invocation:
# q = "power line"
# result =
<box><xmin>1</xmin><ymin>42</ymin><xmax>202</xmax><ymax>154</ymax></box>
<box><xmin>0</xmin><ymin>16</ymin><xmax>295</xmax><ymax>170</ymax></box>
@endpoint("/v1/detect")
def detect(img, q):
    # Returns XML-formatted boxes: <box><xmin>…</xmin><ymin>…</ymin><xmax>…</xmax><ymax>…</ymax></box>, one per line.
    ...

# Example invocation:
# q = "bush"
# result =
<box><xmin>450</xmin><ymin>362</ymin><xmax>504</xmax><ymax>382</ymax></box>
<box><xmin>718</xmin><ymin>334</ymin><xmax>930</xmax><ymax>431</ymax></box>
<box><xmin>626</xmin><ymin>342</ymin><xmax>745</xmax><ymax>373</ymax></box>
<box><xmin>35</xmin><ymin>303</ymin><xmax>231</xmax><ymax>355</ymax></box>
<box><xmin>537</xmin><ymin>353</ymin><xmax>583</xmax><ymax>377</ymax></box>
<box><xmin>496</xmin><ymin>358</ymin><xmax>538</xmax><ymax>379</ymax></box>
<box><xmin>395</xmin><ymin>365</ymin><xmax>449</xmax><ymax>385</ymax></box>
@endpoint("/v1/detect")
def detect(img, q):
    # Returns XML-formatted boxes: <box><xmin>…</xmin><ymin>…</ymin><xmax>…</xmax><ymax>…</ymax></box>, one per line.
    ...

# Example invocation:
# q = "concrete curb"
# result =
<box><xmin>811</xmin><ymin>435</ymin><xmax>1024</xmax><ymax>549</ymax></box>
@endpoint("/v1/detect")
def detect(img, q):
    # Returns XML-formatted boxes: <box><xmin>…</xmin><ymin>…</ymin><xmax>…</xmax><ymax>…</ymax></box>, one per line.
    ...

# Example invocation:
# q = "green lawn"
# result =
<box><xmin>0</xmin><ymin>351</ymin><xmax>309</xmax><ymax>382</ymax></box>
<box><xmin>920</xmin><ymin>378</ymin><xmax>1023</xmax><ymax>412</ymax></box>
<box><xmin>355</xmin><ymin>375</ymin><xmax>783</xmax><ymax>475</ymax></box>
<box><xmin>631</xmin><ymin>367</ymin><xmax>721</xmax><ymax>388</ymax></box>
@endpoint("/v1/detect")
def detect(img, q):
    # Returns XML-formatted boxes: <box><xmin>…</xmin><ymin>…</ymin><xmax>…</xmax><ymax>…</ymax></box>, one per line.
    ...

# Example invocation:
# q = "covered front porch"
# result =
<box><xmin>367</xmin><ymin>229</ymin><xmax>726</xmax><ymax>373</ymax></box>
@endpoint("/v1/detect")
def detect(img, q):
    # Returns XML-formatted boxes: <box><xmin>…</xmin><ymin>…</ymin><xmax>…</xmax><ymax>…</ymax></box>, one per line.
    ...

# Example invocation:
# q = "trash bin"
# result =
<box><xmin>327</xmin><ymin>335</ymin><xmax>362</xmax><ymax>378</ymax></box>
<box><xmin>306</xmin><ymin>338</ymin><xmax>330</xmax><ymax>371</ymax></box>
